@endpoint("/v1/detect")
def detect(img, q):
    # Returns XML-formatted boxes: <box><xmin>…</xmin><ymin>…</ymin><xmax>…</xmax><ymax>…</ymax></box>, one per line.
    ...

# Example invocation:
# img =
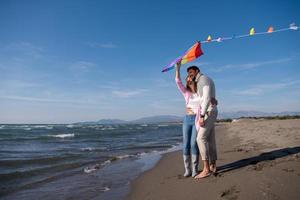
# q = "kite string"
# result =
<box><xmin>200</xmin><ymin>26</ymin><xmax>296</xmax><ymax>44</ymax></box>
<box><xmin>162</xmin><ymin>23</ymin><xmax>298</xmax><ymax>72</ymax></box>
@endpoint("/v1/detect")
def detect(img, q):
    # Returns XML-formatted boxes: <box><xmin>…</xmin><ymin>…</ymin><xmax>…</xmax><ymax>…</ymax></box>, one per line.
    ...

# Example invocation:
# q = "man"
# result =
<box><xmin>187</xmin><ymin>66</ymin><xmax>218</xmax><ymax>179</ymax></box>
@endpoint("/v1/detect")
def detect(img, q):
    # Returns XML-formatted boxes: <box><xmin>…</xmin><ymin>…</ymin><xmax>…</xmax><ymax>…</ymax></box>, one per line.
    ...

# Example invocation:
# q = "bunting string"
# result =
<box><xmin>162</xmin><ymin>23</ymin><xmax>299</xmax><ymax>73</ymax></box>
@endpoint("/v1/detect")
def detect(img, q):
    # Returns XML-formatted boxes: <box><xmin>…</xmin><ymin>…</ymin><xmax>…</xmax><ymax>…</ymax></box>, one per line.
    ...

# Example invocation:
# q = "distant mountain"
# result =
<box><xmin>131</xmin><ymin>115</ymin><xmax>182</xmax><ymax>124</ymax></box>
<box><xmin>74</xmin><ymin>119</ymin><xmax>128</xmax><ymax>125</ymax></box>
<box><xmin>75</xmin><ymin>112</ymin><xmax>300</xmax><ymax>124</ymax></box>
<box><xmin>75</xmin><ymin>115</ymin><xmax>182</xmax><ymax>125</ymax></box>
<box><xmin>96</xmin><ymin>119</ymin><xmax>128</xmax><ymax>124</ymax></box>
<box><xmin>218</xmin><ymin>111</ymin><xmax>300</xmax><ymax>119</ymax></box>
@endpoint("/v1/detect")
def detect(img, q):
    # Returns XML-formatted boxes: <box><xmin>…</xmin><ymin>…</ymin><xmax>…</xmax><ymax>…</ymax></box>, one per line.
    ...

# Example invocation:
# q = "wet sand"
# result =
<box><xmin>126</xmin><ymin>119</ymin><xmax>300</xmax><ymax>200</ymax></box>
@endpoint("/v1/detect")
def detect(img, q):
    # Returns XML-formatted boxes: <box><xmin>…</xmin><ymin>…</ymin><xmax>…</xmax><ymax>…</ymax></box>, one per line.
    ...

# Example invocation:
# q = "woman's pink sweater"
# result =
<box><xmin>175</xmin><ymin>77</ymin><xmax>201</xmax><ymax>131</ymax></box>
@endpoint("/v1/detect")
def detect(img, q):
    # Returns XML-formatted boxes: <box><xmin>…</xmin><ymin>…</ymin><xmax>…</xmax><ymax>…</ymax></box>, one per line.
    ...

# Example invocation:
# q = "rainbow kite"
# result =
<box><xmin>162</xmin><ymin>23</ymin><xmax>299</xmax><ymax>73</ymax></box>
<box><xmin>162</xmin><ymin>42</ymin><xmax>203</xmax><ymax>72</ymax></box>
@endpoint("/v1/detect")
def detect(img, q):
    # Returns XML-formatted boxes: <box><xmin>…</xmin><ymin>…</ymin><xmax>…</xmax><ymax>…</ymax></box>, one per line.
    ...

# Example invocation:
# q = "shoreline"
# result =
<box><xmin>126</xmin><ymin>119</ymin><xmax>300</xmax><ymax>200</ymax></box>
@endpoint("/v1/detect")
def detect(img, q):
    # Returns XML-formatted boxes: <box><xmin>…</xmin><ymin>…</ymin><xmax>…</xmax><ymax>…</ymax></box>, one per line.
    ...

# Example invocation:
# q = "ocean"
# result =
<box><xmin>0</xmin><ymin>123</ymin><xmax>183</xmax><ymax>200</ymax></box>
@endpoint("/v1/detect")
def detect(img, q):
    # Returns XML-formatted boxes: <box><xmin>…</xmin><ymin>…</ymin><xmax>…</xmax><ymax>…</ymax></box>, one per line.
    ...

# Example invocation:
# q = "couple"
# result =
<box><xmin>175</xmin><ymin>62</ymin><xmax>218</xmax><ymax>179</ymax></box>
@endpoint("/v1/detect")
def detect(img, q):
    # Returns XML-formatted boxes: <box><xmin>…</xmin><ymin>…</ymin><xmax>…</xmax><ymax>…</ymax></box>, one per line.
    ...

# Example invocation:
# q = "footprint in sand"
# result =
<box><xmin>248</xmin><ymin>163</ymin><xmax>264</xmax><ymax>171</ymax></box>
<box><xmin>282</xmin><ymin>168</ymin><xmax>294</xmax><ymax>172</ymax></box>
<box><xmin>177</xmin><ymin>174</ymin><xmax>184</xmax><ymax>179</ymax></box>
<box><xmin>294</xmin><ymin>153</ymin><xmax>300</xmax><ymax>159</ymax></box>
<box><xmin>248</xmin><ymin>160</ymin><xmax>275</xmax><ymax>171</ymax></box>
<box><xmin>220</xmin><ymin>186</ymin><xmax>240</xmax><ymax>200</ymax></box>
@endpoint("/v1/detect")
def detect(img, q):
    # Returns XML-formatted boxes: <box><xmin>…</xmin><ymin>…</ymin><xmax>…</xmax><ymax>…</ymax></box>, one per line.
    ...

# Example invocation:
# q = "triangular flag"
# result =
<box><xmin>250</xmin><ymin>28</ymin><xmax>255</xmax><ymax>35</ymax></box>
<box><xmin>162</xmin><ymin>42</ymin><xmax>204</xmax><ymax>72</ymax></box>
<box><xmin>290</xmin><ymin>23</ymin><xmax>299</xmax><ymax>30</ymax></box>
<box><xmin>267</xmin><ymin>26</ymin><xmax>274</xmax><ymax>33</ymax></box>
<box><xmin>207</xmin><ymin>35</ymin><xmax>212</xmax><ymax>42</ymax></box>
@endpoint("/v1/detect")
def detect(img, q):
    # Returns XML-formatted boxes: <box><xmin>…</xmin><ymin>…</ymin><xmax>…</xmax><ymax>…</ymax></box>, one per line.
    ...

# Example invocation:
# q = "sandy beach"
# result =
<box><xmin>126</xmin><ymin>119</ymin><xmax>300</xmax><ymax>200</ymax></box>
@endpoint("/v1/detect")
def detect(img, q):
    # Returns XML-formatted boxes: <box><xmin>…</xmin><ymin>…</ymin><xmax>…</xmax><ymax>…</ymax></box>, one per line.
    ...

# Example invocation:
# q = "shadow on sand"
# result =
<box><xmin>217</xmin><ymin>146</ymin><xmax>300</xmax><ymax>174</ymax></box>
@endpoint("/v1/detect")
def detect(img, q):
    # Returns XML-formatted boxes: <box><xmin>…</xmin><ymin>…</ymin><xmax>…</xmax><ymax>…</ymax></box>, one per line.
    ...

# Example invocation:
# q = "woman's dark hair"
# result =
<box><xmin>187</xmin><ymin>66</ymin><xmax>200</xmax><ymax>72</ymax></box>
<box><xmin>186</xmin><ymin>76</ymin><xmax>197</xmax><ymax>93</ymax></box>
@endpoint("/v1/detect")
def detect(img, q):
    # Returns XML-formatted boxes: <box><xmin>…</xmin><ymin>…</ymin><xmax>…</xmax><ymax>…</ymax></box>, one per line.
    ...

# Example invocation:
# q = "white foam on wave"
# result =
<box><xmin>116</xmin><ymin>154</ymin><xmax>131</xmax><ymax>159</ymax></box>
<box><xmin>84</xmin><ymin>163</ymin><xmax>101</xmax><ymax>173</ymax></box>
<box><xmin>157</xmin><ymin>124</ymin><xmax>168</xmax><ymax>127</ymax></box>
<box><xmin>81</xmin><ymin>147</ymin><xmax>96</xmax><ymax>151</ymax></box>
<box><xmin>163</xmin><ymin>143</ymin><xmax>182</xmax><ymax>153</ymax></box>
<box><xmin>49</xmin><ymin>133</ymin><xmax>75</xmax><ymax>138</ymax></box>
<box><xmin>103</xmin><ymin>160</ymin><xmax>111</xmax><ymax>165</ymax></box>
<box><xmin>66</xmin><ymin>124</ymin><xmax>74</xmax><ymax>128</ymax></box>
<box><xmin>136</xmin><ymin>152</ymin><xmax>147</xmax><ymax>157</ymax></box>
<box><xmin>101</xmin><ymin>127</ymin><xmax>116</xmax><ymax>131</ymax></box>
<box><xmin>84</xmin><ymin>159</ymin><xmax>111</xmax><ymax>173</ymax></box>
<box><xmin>32</xmin><ymin>125</ymin><xmax>48</xmax><ymax>128</ymax></box>
<box><xmin>82</xmin><ymin>144</ymin><xmax>181</xmax><ymax>174</ymax></box>
<box><xmin>88</xmin><ymin>125</ymin><xmax>104</xmax><ymax>129</ymax></box>
<box><xmin>81</xmin><ymin>146</ymin><xmax>107</xmax><ymax>152</ymax></box>
<box><xmin>101</xmin><ymin>187</ymin><xmax>110</xmax><ymax>192</ymax></box>
<box><xmin>132</xmin><ymin>144</ymin><xmax>182</xmax><ymax>172</ymax></box>
<box><xmin>83</xmin><ymin>154</ymin><xmax>134</xmax><ymax>174</ymax></box>
<box><xmin>136</xmin><ymin>143</ymin><xmax>182</xmax><ymax>159</ymax></box>
<box><xmin>19</xmin><ymin>125</ymin><xmax>29</xmax><ymax>128</ymax></box>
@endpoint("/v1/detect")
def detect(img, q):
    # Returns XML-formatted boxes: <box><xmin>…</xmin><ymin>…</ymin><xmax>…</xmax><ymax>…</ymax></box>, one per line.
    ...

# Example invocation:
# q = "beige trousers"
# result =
<box><xmin>197</xmin><ymin>109</ymin><xmax>218</xmax><ymax>161</ymax></box>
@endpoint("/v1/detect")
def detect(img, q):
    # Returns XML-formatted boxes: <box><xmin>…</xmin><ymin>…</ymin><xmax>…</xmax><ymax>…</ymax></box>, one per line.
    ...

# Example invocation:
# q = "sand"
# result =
<box><xmin>126</xmin><ymin>119</ymin><xmax>300</xmax><ymax>200</ymax></box>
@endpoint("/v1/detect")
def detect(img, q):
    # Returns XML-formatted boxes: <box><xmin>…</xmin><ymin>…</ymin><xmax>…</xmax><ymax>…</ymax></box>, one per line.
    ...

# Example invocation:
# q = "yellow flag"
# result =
<box><xmin>207</xmin><ymin>35</ymin><xmax>212</xmax><ymax>42</ymax></box>
<box><xmin>249</xmin><ymin>28</ymin><xmax>255</xmax><ymax>35</ymax></box>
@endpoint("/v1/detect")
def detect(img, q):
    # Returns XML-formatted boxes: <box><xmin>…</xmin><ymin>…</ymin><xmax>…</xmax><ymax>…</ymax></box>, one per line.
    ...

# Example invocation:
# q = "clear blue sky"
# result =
<box><xmin>1</xmin><ymin>0</ymin><xmax>300</xmax><ymax>123</ymax></box>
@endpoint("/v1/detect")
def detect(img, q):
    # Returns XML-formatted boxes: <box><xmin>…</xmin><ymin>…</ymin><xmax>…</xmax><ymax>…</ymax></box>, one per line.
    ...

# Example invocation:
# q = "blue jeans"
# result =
<box><xmin>182</xmin><ymin>115</ymin><xmax>199</xmax><ymax>156</ymax></box>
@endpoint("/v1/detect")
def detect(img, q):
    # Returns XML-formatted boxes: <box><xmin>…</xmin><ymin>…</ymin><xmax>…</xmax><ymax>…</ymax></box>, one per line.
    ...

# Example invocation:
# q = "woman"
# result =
<box><xmin>175</xmin><ymin>62</ymin><xmax>201</xmax><ymax>177</ymax></box>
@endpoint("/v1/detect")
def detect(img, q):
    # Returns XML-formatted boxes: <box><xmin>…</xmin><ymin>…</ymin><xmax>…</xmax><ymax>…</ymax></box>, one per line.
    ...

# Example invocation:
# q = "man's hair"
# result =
<box><xmin>187</xmin><ymin>65</ymin><xmax>200</xmax><ymax>72</ymax></box>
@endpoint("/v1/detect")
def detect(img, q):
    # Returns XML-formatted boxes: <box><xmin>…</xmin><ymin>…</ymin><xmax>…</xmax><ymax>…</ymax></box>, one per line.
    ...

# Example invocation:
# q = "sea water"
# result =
<box><xmin>0</xmin><ymin>123</ymin><xmax>182</xmax><ymax>200</ymax></box>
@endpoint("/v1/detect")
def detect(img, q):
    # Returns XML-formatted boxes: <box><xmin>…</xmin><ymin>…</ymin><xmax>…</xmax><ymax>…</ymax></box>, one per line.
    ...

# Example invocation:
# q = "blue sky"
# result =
<box><xmin>1</xmin><ymin>0</ymin><xmax>300</xmax><ymax>123</ymax></box>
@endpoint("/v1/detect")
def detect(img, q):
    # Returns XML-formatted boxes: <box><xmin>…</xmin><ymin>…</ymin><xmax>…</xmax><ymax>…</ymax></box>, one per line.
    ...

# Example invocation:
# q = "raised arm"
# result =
<box><xmin>175</xmin><ymin>62</ymin><xmax>188</xmax><ymax>95</ymax></box>
<box><xmin>175</xmin><ymin>62</ymin><xmax>181</xmax><ymax>81</ymax></box>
